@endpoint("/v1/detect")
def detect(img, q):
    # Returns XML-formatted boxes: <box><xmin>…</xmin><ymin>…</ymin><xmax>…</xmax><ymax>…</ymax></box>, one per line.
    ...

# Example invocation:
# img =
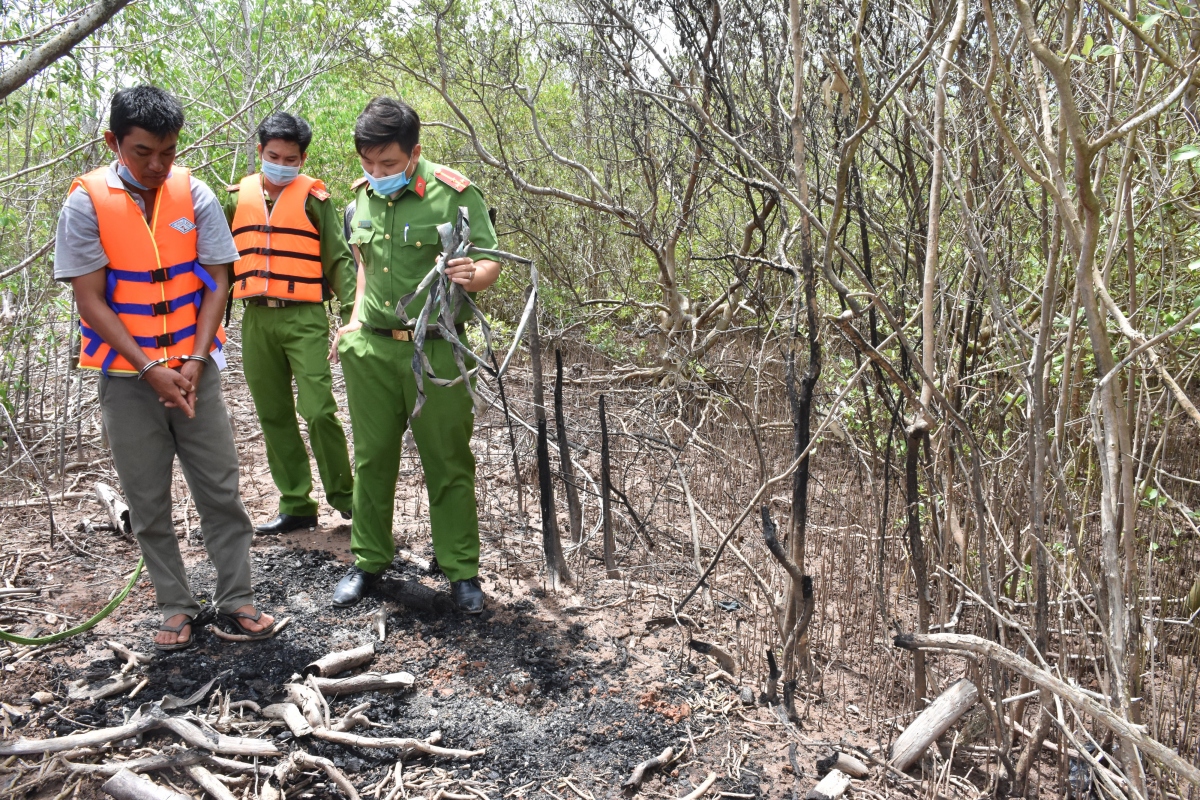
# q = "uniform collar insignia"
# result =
<box><xmin>414</xmin><ymin>176</ymin><xmax>426</xmax><ymax>198</ymax></box>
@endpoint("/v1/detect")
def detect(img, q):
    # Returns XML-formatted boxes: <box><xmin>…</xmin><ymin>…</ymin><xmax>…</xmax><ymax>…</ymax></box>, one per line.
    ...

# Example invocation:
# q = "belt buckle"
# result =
<box><xmin>268</xmin><ymin>299</ymin><xmax>283</xmax><ymax>308</ymax></box>
<box><xmin>391</xmin><ymin>329</ymin><xmax>411</xmax><ymax>341</ymax></box>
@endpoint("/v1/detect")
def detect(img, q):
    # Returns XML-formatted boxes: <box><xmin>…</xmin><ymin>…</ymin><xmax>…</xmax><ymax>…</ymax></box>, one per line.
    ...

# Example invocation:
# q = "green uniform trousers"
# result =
<box><xmin>242</xmin><ymin>302</ymin><xmax>353</xmax><ymax>517</ymax></box>
<box><xmin>338</xmin><ymin>328</ymin><xmax>479</xmax><ymax>580</ymax></box>
<box><xmin>98</xmin><ymin>363</ymin><xmax>256</xmax><ymax>620</ymax></box>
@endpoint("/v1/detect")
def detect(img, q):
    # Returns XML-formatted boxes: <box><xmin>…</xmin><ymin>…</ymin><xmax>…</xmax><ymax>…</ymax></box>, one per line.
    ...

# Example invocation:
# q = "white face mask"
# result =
<box><xmin>115</xmin><ymin>141</ymin><xmax>151</xmax><ymax>191</ymax></box>
<box><xmin>262</xmin><ymin>159</ymin><xmax>301</xmax><ymax>186</ymax></box>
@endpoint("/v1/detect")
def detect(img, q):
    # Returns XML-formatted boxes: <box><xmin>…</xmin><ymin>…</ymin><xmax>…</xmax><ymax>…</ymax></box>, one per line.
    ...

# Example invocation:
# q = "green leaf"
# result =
<box><xmin>1092</xmin><ymin>44</ymin><xmax>1117</xmax><ymax>58</ymax></box>
<box><xmin>1190</xmin><ymin>323</ymin><xmax>1200</xmax><ymax>335</ymax></box>
<box><xmin>1172</xmin><ymin>144</ymin><xmax>1200</xmax><ymax>161</ymax></box>
<box><xmin>1082</xmin><ymin>34</ymin><xmax>1094</xmax><ymax>57</ymax></box>
<box><xmin>1189</xmin><ymin>259</ymin><xmax>1200</xmax><ymax>271</ymax></box>
<box><xmin>1138</xmin><ymin>12</ymin><xmax>1164</xmax><ymax>29</ymax></box>
<box><xmin>1068</xmin><ymin>53</ymin><xmax>1086</xmax><ymax>63</ymax></box>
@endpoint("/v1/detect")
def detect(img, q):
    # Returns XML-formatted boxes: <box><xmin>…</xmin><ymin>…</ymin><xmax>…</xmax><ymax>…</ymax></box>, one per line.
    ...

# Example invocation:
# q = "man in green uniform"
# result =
<box><xmin>331</xmin><ymin>97</ymin><xmax>499</xmax><ymax>612</ymax></box>
<box><xmin>221</xmin><ymin>113</ymin><xmax>356</xmax><ymax>534</ymax></box>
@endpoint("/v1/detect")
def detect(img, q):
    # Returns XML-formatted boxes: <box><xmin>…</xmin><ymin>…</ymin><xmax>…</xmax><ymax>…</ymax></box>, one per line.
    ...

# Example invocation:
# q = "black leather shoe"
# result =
<box><xmin>332</xmin><ymin>566</ymin><xmax>379</xmax><ymax>607</ymax></box>
<box><xmin>255</xmin><ymin>514</ymin><xmax>317</xmax><ymax>535</ymax></box>
<box><xmin>451</xmin><ymin>577</ymin><xmax>485</xmax><ymax>615</ymax></box>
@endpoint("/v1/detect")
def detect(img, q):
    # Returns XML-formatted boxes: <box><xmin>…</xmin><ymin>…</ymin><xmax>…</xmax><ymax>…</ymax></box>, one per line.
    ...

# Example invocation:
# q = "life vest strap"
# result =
<box><xmin>233</xmin><ymin>267</ymin><xmax>324</xmax><ymax>283</ymax></box>
<box><xmin>235</xmin><ymin>247</ymin><xmax>323</xmax><ymax>264</ymax></box>
<box><xmin>107</xmin><ymin>260</ymin><xmax>218</xmax><ymax>293</ymax></box>
<box><xmin>108</xmin><ymin>291</ymin><xmax>203</xmax><ymax>317</ymax></box>
<box><xmin>232</xmin><ymin>224</ymin><xmax>320</xmax><ymax>241</ymax></box>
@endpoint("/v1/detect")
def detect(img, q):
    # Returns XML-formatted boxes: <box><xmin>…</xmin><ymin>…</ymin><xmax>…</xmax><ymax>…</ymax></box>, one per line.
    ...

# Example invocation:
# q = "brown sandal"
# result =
<box><xmin>155</xmin><ymin>616</ymin><xmax>195</xmax><ymax>652</ymax></box>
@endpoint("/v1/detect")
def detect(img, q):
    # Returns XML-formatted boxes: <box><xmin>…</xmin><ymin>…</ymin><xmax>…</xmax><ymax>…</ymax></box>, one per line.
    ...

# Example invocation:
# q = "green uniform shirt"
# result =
<box><xmin>346</xmin><ymin>157</ymin><xmax>497</xmax><ymax>331</ymax></box>
<box><xmin>220</xmin><ymin>177</ymin><xmax>357</xmax><ymax>309</ymax></box>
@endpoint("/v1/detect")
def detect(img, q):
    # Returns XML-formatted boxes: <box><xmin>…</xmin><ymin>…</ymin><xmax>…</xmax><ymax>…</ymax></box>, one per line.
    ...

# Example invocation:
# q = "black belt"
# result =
<box><xmin>244</xmin><ymin>298</ymin><xmax>319</xmax><ymax>308</ymax></box>
<box><xmin>363</xmin><ymin>324</ymin><xmax>465</xmax><ymax>342</ymax></box>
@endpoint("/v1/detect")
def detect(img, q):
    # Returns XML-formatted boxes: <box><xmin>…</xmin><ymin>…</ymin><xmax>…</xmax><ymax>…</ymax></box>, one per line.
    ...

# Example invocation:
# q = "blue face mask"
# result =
<box><xmin>363</xmin><ymin>165</ymin><xmax>411</xmax><ymax>197</ymax></box>
<box><xmin>262</xmin><ymin>160</ymin><xmax>301</xmax><ymax>187</ymax></box>
<box><xmin>115</xmin><ymin>142</ymin><xmax>151</xmax><ymax>191</ymax></box>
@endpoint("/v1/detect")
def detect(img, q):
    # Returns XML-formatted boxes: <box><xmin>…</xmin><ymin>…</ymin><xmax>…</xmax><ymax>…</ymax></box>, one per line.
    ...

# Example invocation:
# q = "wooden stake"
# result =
<box><xmin>889</xmin><ymin>678</ymin><xmax>978</xmax><ymax>771</ymax></box>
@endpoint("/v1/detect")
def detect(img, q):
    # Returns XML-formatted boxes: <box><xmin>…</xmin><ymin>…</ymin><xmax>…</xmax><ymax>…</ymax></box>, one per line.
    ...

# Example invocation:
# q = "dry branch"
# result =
<box><xmin>679</xmin><ymin>771</ymin><xmax>717</xmax><ymax>800</ymax></box>
<box><xmin>623</xmin><ymin>746</ymin><xmax>673</xmax><ymax>792</ymax></box>
<box><xmin>310</xmin><ymin>672</ymin><xmax>415</xmax><ymax>697</ymax></box>
<box><xmin>293</xmin><ymin>752</ymin><xmax>359</xmax><ymax>800</ymax></box>
<box><xmin>64</xmin><ymin>750</ymin><xmax>209</xmax><ymax>775</ymax></box>
<box><xmin>305</xmin><ymin>643</ymin><xmax>376</xmax><ymax>677</ymax></box>
<box><xmin>688</xmin><ymin>640</ymin><xmax>736</xmax><ymax>676</ymax></box>
<box><xmin>262</xmin><ymin>703</ymin><xmax>314</xmax><ymax>737</ymax></box>
<box><xmin>805</xmin><ymin>770</ymin><xmax>850</xmax><ymax>800</ymax></box>
<box><xmin>210</xmin><ymin>616</ymin><xmax>291</xmax><ymax>642</ymax></box>
<box><xmin>102</xmin><ymin>769</ymin><xmax>192</xmax><ymax>800</ymax></box>
<box><xmin>106</xmin><ymin>641</ymin><xmax>151</xmax><ymax>673</ymax></box>
<box><xmin>895</xmin><ymin>633</ymin><xmax>1200</xmax><ymax>788</ymax></box>
<box><xmin>94</xmin><ymin>482</ymin><xmax>131</xmax><ymax>534</ymax></box>
<box><xmin>184</xmin><ymin>765</ymin><xmax>237</xmax><ymax>800</ymax></box>
<box><xmin>310</xmin><ymin>728</ymin><xmax>483</xmax><ymax>759</ymax></box>
<box><xmin>889</xmin><ymin>678</ymin><xmax>978</xmax><ymax>771</ymax></box>
<box><xmin>815</xmin><ymin>752</ymin><xmax>869</xmax><ymax>780</ymax></box>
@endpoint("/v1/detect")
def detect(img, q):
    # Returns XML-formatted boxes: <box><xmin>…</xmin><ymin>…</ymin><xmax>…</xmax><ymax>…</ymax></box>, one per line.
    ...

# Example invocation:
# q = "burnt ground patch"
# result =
<box><xmin>5</xmin><ymin>544</ymin><xmax>748</xmax><ymax>799</ymax></box>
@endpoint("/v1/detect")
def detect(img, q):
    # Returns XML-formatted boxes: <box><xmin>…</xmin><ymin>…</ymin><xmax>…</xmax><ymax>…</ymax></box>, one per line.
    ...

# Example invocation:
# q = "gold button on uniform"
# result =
<box><xmin>415</xmin><ymin>241</ymin><xmax>422</xmax><ymax>248</ymax></box>
<box><xmin>383</xmin><ymin>267</ymin><xmax>389</xmax><ymax>273</ymax></box>
<box><xmin>385</xmin><ymin>300</ymin><xmax>391</xmax><ymax>307</ymax></box>
<box><xmin>384</xmin><ymin>233</ymin><xmax>391</xmax><ymax>240</ymax></box>
<box><xmin>388</xmin><ymin>202</ymin><xmax>394</xmax><ymax>207</ymax></box>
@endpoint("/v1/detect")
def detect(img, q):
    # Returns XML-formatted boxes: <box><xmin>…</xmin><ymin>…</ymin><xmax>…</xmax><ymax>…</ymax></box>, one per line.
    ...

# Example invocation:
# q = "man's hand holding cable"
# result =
<box><xmin>444</xmin><ymin>256</ymin><xmax>500</xmax><ymax>292</ymax></box>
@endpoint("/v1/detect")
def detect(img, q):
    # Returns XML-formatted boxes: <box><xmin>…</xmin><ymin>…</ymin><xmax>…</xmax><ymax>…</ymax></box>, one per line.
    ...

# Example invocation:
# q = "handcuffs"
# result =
<box><xmin>137</xmin><ymin>354</ymin><xmax>208</xmax><ymax>380</ymax></box>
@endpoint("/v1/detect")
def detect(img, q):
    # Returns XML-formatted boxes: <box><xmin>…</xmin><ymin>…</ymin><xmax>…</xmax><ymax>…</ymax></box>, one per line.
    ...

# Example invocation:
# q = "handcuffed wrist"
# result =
<box><xmin>137</xmin><ymin>358</ymin><xmax>170</xmax><ymax>380</ymax></box>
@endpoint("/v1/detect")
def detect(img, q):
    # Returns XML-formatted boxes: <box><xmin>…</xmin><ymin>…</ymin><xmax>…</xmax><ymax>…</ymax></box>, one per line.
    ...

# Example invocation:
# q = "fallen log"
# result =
<box><xmin>310</xmin><ymin>728</ymin><xmax>483</xmax><ymax>759</ymax></box>
<box><xmin>310</xmin><ymin>671</ymin><xmax>415</xmax><ymax>697</ymax></box>
<box><xmin>815</xmin><ymin>751</ymin><xmax>869</xmax><ymax>780</ymax></box>
<box><xmin>805</xmin><ymin>770</ymin><xmax>850</xmax><ymax>800</ymax></box>
<box><xmin>184</xmin><ymin>765</ymin><xmax>238</xmax><ymax>800</ymax></box>
<box><xmin>376</xmin><ymin>578</ymin><xmax>454</xmax><ymax>614</ymax></box>
<box><xmin>895</xmin><ymin>632</ymin><xmax>1200</xmax><ymax>789</ymax></box>
<box><xmin>102</xmin><ymin>769</ymin><xmax>190</xmax><ymax>800</ymax></box>
<box><xmin>889</xmin><ymin>678</ymin><xmax>978</xmax><ymax>771</ymax></box>
<box><xmin>688</xmin><ymin>641</ymin><xmax>736</xmax><ymax>676</ymax></box>
<box><xmin>305</xmin><ymin>642</ymin><xmax>376</xmax><ymax>677</ymax></box>
<box><xmin>158</xmin><ymin>716</ymin><xmax>279</xmax><ymax>757</ymax></box>
<box><xmin>623</xmin><ymin>746</ymin><xmax>673</xmax><ymax>792</ymax></box>
<box><xmin>95</xmin><ymin>483</ymin><xmax>131</xmax><ymax>535</ymax></box>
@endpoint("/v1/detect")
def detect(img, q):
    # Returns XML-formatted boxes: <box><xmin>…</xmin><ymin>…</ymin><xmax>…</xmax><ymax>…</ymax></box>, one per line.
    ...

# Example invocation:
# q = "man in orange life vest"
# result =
<box><xmin>53</xmin><ymin>85</ymin><xmax>274</xmax><ymax>651</ymax></box>
<box><xmin>221</xmin><ymin>113</ymin><xmax>355</xmax><ymax>534</ymax></box>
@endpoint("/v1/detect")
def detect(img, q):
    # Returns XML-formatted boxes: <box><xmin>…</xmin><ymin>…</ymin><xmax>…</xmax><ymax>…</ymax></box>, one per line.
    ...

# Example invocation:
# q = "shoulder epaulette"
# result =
<box><xmin>434</xmin><ymin>166</ymin><xmax>471</xmax><ymax>192</ymax></box>
<box><xmin>309</xmin><ymin>180</ymin><xmax>330</xmax><ymax>201</ymax></box>
<box><xmin>351</xmin><ymin>176</ymin><xmax>369</xmax><ymax>191</ymax></box>
<box><xmin>226</xmin><ymin>184</ymin><xmax>241</xmax><ymax>192</ymax></box>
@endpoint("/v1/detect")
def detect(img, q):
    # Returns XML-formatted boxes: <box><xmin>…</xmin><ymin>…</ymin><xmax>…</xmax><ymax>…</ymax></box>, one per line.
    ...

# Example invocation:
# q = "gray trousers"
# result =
<box><xmin>98</xmin><ymin>363</ymin><xmax>255</xmax><ymax>620</ymax></box>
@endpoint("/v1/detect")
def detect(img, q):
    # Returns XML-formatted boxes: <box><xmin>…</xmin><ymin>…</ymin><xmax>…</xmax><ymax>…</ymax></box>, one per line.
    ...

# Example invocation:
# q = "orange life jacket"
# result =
<box><xmin>73</xmin><ymin>167</ymin><xmax>225</xmax><ymax>376</ymax></box>
<box><xmin>230</xmin><ymin>174</ymin><xmax>327</xmax><ymax>302</ymax></box>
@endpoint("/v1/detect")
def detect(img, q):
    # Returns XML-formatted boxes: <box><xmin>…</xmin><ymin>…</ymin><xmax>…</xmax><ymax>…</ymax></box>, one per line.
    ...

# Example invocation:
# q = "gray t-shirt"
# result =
<box><xmin>53</xmin><ymin>164</ymin><xmax>239</xmax><ymax>281</ymax></box>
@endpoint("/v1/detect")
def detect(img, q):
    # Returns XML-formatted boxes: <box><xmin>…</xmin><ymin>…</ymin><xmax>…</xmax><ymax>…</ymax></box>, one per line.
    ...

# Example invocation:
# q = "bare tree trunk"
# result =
<box><xmin>599</xmin><ymin>394</ymin><xmax>618</xmax><ymax>578</ymax></box>
<box><xmin>554</xmin><ymin>349</ymin><xmax>583</xmax><ymax>543</ymax></box>
<box><xmin>536</xmin><ymin>418</ymin><xmax>571</xmax><ymax>588</ymax></box>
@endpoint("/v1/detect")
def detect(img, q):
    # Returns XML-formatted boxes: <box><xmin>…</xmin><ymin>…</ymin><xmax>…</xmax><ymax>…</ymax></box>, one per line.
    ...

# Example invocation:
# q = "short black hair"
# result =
<box><xmin>109</xmin><ymin>85</ymin><xmax>185</xmax><ymax>143</ymax></box>
<box><xmin>354</xmin><ymin>97</ymin><xmax>419</xmax><ymax>155</ymax></box>
<box><xmin>257</xmin><ymin>112</ymin><xmax>313</xmax><ymax>154</ymax></box>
